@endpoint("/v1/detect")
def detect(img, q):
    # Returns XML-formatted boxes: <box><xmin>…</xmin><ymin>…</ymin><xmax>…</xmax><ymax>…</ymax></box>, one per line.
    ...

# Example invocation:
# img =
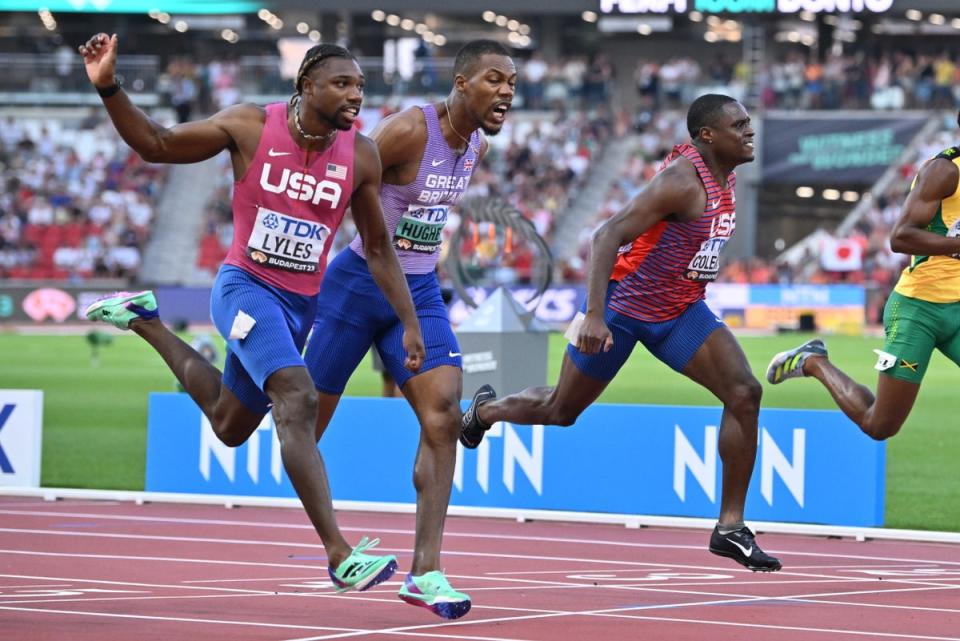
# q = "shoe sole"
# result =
<box><xmin>765</xmin><ymin>341</ymin><xmax>828</xmax><ymax>384</ymax></box>
<box><xmin>399</xmin><ymin>593</ymin><xmax>472</xmax><ymax>619</ymax></box>
<box><xmin>84</xmin><ymin>290</ymin><xmax>153</xmax><ymax>320</ymax></box>
<box><xmin>332</xmin><ymin>558</ymin><xmax>398</xmax><ymax>593</ymax></box>
<box><xmin>764</xmin><ymin>350</ymin><xmax>794</xmax><ymax>384</ymax></box>
<box><xmin>460</xmin><ymin>387</ymin><xmax>496</xmax><ymax>449</ymax></box>
<box><xmin>709</xmin><ymin>547</ymin><xmax>782</xmax><ymax>572</ymax></box>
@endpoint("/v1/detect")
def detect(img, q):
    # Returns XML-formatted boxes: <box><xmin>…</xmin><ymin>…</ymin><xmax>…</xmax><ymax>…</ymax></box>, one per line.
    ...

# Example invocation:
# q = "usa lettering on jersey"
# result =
<box><xmin>259</xmin><ymin>162</ymin><xmax>343</xmax><ymax>208</ymax></box>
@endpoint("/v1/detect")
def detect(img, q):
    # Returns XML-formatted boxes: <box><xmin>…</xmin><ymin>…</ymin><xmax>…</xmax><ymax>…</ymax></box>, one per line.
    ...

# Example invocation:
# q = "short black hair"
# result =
<box><xmin>294</xmin><ymin>44</ymin><xmax>356</xmax><ymax>94</ymax></box>
<box><xmin>687</xmin><ymin>93</ymin><xmax>738</xmax><ymax>139</ymax></box>
<box><xmin>453</xmin><ymin>39</ymin><xmax>512</xmax><ymax>78</ymax></box>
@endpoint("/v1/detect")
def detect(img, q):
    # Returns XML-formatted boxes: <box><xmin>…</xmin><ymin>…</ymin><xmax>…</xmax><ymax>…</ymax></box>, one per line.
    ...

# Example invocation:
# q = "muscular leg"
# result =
<box><xmin>400</xmin><ymin>365</ymin><xmax>462</xmax><ymax>575</ymax></box>
<box><xmin>681</xmin><ymin>327</ymin><xmax>763</xmax><ymax>525</ymax></box>
<box><xmin>131</xmin><ymin>317</ymin><xmax>263</xmax><ymax>445</ymax></box>
<box><xmin>266</xmin><ymin>366</ymin><xmax>351</xmax><ymax>567</ymax></box>
<box><xmin>802</xmin><ymin>357</ymin><xmax>919</xmax><ymax>441</ymax></box>
<box><xmin>478</xmin><ymin>353</ymin><xmax>610</xmax><ymax>427</ymax></box>
<box><xmin>313</xmin><ymin>392</ymin><xmax>343</xmax><ymax>442</ymax></box>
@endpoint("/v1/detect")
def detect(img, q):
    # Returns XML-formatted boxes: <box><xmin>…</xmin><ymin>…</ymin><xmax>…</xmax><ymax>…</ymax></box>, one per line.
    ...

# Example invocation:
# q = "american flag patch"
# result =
<box><xmin>463</xmin><ymin>158</ymin><xmax>474</xmax><ymax>170</ymax></box>
<box><xmin>326</xmin><ymin>163</ymin><xmax>347</xmax><ymax>180</ymax></box>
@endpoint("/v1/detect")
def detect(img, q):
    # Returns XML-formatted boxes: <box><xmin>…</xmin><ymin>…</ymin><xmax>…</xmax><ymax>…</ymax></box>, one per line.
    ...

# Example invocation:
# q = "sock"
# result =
<box><xmin>717</xmin><ymin>521</ymin><xmax>745</xmax><ymax>535</ymax></box>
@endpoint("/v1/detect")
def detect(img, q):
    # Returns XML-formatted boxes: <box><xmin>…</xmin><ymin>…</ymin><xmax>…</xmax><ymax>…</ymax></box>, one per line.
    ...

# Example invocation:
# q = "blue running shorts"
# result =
<box><xmin>567</xmin><ymin>281</ymin><xmax>724</xmax><ymax>381</ymax></box>
<box><xmin>210</xmin><ymin>265</ymin><xmax>316</xmax><ymax>414</ymax></box>
<box><xmin>305</xmin><ymin>248</ymin><xmax>461</xmax><ymax>394</ymax></box>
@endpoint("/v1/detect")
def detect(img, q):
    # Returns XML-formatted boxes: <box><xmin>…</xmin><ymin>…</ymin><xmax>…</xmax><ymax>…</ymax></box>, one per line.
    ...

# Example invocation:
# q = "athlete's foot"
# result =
<box><xmin>84</xmin><ymin>290</ymin><xmax>159</xmax><ymax>330</ymax></box>
<box><xmin>709</xmin><ymin>525</ymin><xmax>782</xmax><ymax>572</ymax></box>
<box><xmin>765</xmin><ymin>338</ymin><xmax>828</xmax><ymax>384</ymax></box>
<box><xmin>398</xmin><ymin>571</ymin><xmax>472</xmax><ymax>619</ymax></box>
<box><xmin>327</xmin><ymin>536</ymin><xmax>398</xmax><ymax>593</ymax></box>
<box><xmin>459</xmin><ymin>384</ymin><xmax>496</xmax><ymax>449</ymax></box>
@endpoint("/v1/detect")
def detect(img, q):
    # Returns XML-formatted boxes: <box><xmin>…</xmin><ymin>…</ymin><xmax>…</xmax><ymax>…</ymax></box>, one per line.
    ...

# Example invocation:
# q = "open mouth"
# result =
<box><xmin>341</xmin><ymin>105</ymin><xmax>360</xmax><ymax>121</ymax></box>
<box><xmin>490</xmin><ymin>102</ymin><xmax>511</xmax><ymax>123</ymax></box>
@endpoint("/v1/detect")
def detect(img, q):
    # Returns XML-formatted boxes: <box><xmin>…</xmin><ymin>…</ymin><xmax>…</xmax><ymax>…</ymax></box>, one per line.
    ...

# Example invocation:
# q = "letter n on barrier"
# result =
<box><xmin>673</xmin><ymin>425</ymin><xmax>717</xmax><ymax>502</ymax></box>
<box><xmin>761</xmin><ymin>428</ymin><xmax>805</xmax><ymax>507</ymax></box>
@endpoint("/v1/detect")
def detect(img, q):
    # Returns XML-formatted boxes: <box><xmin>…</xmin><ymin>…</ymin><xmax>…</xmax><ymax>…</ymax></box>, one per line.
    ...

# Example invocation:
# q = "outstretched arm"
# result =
<box><xmin>577</xmin><ymin>160</ymin><xmax>705</xmax><ymax>354</ymax></box>
<box><xmin>890</xmin><ymin>158</ymin><xmax>960</xmax><ymax>257</ymax></box>
<box><xmin>79</xmin><ymin>32</ymin><xmax>254</xmax><ymax>164</ymax></box>
<box><xmin>351</xmin><ymin>135</ymin><xmax>424</xmax><ymax>373</ymax></box>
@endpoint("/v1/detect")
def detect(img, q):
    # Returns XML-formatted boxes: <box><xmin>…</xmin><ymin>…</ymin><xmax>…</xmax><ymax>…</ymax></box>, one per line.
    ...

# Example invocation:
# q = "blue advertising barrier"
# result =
<box><xmin>146</xmin><ymin>395</ymin><xmax>885</xmax><ymax>527</ymax></box>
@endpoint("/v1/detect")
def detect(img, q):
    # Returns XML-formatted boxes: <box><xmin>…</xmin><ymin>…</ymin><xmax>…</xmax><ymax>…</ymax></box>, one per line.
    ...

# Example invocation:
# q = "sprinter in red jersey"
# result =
<box><xmin>79</xmin><ymin>33</ymin><xmax>423</xmax><ymax>593</ymax></box>
<box><xmin>462</xmin><ymin>94</ymin><xmax>781</xmax><ymax>572</ymax></box>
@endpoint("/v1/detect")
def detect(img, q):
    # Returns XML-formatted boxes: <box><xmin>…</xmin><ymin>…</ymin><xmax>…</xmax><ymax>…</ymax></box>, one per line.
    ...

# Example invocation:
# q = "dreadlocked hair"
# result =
<box><xmin>290</xmin><ymin>43</ymin><xmax>356</xmax><ymax>104</ymax></box>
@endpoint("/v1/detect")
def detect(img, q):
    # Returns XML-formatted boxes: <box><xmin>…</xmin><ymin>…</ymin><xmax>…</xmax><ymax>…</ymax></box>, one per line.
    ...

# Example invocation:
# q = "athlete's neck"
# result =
<box><xmin>439</xmin><ymin>96</ymin><xmax>478</xmax><ymax>156</ymax></box>
<box><xmin>694</xmin><ymin>141</ymin><xmax>734</xmax><ymax>189</ymax></box>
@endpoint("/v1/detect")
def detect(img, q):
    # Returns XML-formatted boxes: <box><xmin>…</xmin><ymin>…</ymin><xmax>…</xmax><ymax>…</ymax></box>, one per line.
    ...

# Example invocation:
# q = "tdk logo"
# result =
<box><xmin>268</xmin><ymin>214</ymin><xmax>328</xmax><ymax>240</ymax></box>
<box><xmin>260</xmin><ymin>163</ymin><xmax>343</xmax><ymax>207</ymax></box>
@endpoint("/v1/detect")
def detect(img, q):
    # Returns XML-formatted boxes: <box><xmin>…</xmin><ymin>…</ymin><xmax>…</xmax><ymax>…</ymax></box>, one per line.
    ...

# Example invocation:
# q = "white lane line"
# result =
<box><xmin>0</xmin><ymin>549</ymin><xmax>325</xmax><ymax>569</ymax></box>
<box><xmin>0</xmin><ymin>605</ymin><xmax>360</xmax><ymax>633</ymax></box>
<box><xmin>0</xmin><ymin>604</ymin><xmax>538</xmax><ymax>641</ymax></box>
<box><xmin>3</xmin><ymin>572</ymin><xmax>957</xmax><ymax>640</ymax></box>
<box><xmin>182</xmin><ymin>576</ymin><xmax>327</xmax><ymax>584</ymax></box>
<box><xmin>3</xmin><ymin>510</ymin><xmax>959</xmax><ymax>566</ymax></box>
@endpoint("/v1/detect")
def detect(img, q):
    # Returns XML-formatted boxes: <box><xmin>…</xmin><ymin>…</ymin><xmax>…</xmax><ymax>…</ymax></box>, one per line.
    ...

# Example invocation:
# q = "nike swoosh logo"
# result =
<box><xmin>448</xmin><ymin>351</ymin><xmax>461</xmax><ymax>357</ymax></box>
<box><xmin>268</xmin><ymin>148</ymin><xmax>291</xmax><ymax>157</ymax></box>
<box><xmin>710</xmin><ymin>199</ymin><xmax>721</xmax><ymax>209</ymax></box>
<box><xmin>727</xmin><ymin>538</ymin><xmax>753</xmax><ymax>557</ymax></box>
<box><xmin>432</xmin><ymin>159</ymin><xmax>446</xmax><ymax>167</ymax></box>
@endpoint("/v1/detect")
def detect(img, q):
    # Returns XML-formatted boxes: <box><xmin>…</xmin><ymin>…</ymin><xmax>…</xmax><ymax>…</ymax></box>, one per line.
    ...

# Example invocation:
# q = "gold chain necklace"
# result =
<box><xmin>293</xmin><ymin>95</ymin><xmax>337</xmax><ymax>145</ymax></box>
<box><xmin>445</xmin><ymin>98</ymin><xmax>479</xmax><ymax>156</ymax></box>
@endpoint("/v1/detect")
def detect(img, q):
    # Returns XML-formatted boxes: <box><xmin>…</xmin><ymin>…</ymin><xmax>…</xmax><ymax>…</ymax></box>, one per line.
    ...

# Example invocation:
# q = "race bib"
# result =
<box><xmin>246</xmin><ymin>207</ymin><xmax>330</xmax><ymax>273</ymax></box>
<box><xmin>394</xmin><ymin>205</ymin><xmax>448</xmax><ymax>254</ymax></box>
<box><xmin>873</xmin><ymin>349</ymin><xmax>896</xmax><ymax>371</ymax></box>
<box><xmin>684</xmin><ymin>237</ymin><xmax>728</xmax><ymax>282</ymax></box>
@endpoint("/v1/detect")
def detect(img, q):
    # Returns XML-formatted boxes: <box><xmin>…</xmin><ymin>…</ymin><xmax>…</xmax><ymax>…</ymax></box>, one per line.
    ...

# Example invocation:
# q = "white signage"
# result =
<box><xmin>0</xmin><ymin>390</ymin><xmax>43</xmax><ymax>488</ymax></box>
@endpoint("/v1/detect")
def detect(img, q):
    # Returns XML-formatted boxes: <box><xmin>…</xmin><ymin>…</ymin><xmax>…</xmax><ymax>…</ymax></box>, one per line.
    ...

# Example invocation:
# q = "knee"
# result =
<box><xmin>212</xmin><ymin>423</ymin><xmax>250</xmax><ymax>448</ymax></box>
<box><xmin>726</xmin><ymin>377</ymin><xmax>763</xmax><ymax>416</ymax></box>
<box><xmin>860</xmin><ymin>415</ymin><xmax>902</xmax><ymax>441</ymax></box>
<box><xmin>272</xmin><ymin>387</ymin><xmax>319</xmax><ymax>435</ymax></box>
<box><xmin>211</xmin><ymin>407</ymin><xmax>259</xmax><ymax>448</ymax></box>
<box><xmin>546</xmin><ymin>400</ymin><xmax>581</xmax><ymax>427</ymax></box>
<box><xmin>420</xmin><ymin>397</ymin><xmax>461</xmax><ymax>447</ymax></box>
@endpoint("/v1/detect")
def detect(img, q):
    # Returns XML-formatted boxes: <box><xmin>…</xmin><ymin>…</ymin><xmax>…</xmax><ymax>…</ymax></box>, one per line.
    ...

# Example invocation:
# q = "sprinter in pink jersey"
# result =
<box><xmin>463</xmin><ymin>95</ymin><xmax>782</xmax><ymax>572</ymax></box>
<box><xmin>79</xmin><ymin>34</ymin><xmax>424</xmax><ymax>594</ymax></box>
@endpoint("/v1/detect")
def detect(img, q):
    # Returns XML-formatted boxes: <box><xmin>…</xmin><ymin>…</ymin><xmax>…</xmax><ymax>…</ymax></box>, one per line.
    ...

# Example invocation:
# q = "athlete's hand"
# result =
<box><xmin>402</xmin><ymin>325</ymin><xmax>425</xmax><ymax>373</ymax></box>
<box><xmin>575</xmin><ymin>313</ymin><xmax>614</xmax><ymax>355</ymax></box>
<box><xmin>78</xmin><ymin>33</ymin><xmax>118</xmax><ymax>89</ymax></box>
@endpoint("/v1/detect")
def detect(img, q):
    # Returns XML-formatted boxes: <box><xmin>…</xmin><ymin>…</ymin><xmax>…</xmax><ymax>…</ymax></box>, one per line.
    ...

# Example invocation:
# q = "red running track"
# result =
<box><xmin>0</xmin><ymin>495</ymin><xmax>958</xmax><ymax>641</ymax></box>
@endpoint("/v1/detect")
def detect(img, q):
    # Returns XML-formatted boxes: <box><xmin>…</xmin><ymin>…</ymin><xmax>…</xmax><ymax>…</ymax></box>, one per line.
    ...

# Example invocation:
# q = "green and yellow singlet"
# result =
<box><xmin>894</xmin><ymin>146</ymin><xmax>960</xmax><ymax>303</ymax></box>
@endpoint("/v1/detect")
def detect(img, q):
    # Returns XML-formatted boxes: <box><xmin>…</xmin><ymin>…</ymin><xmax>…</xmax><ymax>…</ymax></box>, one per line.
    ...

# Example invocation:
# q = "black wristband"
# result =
<box><xmin>95</xmin><ymin>79</ymin><xmax>122</xmax><ymax>98</ymax></box>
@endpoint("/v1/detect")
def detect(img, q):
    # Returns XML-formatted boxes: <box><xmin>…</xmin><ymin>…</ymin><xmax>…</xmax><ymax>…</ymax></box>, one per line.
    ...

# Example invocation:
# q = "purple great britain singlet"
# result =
<box><xmin>349</xmin><ymin>103</ymin><xmax>481</xmax><ymax>275</ymax></box>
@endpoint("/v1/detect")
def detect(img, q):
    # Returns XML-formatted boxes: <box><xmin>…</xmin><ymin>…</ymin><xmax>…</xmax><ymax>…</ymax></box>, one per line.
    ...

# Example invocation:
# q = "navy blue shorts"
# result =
<box><xmin>305</xmin><ymin>248</ymin><xmax>461</xmax><ymax>394</ymax></box>
<box><xmin>567</xmin><ymin>282</ymin><xmax>723</xmax><ymax>381</ymax></box>
<box><xmin>210</xmin><ymin>265</ymin><xmax>315</xmax><ymax>414</ymax></box>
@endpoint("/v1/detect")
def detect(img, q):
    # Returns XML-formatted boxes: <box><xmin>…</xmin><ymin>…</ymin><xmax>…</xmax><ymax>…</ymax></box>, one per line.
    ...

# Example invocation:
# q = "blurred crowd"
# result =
<box><xmin>0</xmin><ymin>115</ymin><xmax>164</xmax><ymax>280</ymax></box>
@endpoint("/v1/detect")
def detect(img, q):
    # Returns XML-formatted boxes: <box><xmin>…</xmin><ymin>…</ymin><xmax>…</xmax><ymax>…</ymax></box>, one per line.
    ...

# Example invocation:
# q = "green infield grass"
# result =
<box><xmin>1</xmin><ymin>330</ymin><xmax>957</xmax><ymax>531</ymax></box>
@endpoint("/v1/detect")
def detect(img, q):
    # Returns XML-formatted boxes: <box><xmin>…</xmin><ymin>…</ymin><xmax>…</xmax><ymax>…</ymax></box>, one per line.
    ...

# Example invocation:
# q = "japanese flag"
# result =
<box><xmin>820</xmin><ymin>237</ymin><xmax>862</xmax><ymax>272</ymax></box>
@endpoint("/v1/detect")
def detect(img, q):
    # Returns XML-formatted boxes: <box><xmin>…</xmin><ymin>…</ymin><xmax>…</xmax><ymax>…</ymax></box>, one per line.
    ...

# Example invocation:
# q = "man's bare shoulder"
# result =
<box><xmin>211</xmin><ymin>102</ymin><xmax>266</xmax><ymax>124</ymax></box>
<box><xmin>373</xmin><ymin>107</ymin><xmax>426</xmax><ymax>143</ymax></box>
<box><xmin>654</xmin><ymin>155</ymin><xmax>702</xmax><ymax>196</ymax></box>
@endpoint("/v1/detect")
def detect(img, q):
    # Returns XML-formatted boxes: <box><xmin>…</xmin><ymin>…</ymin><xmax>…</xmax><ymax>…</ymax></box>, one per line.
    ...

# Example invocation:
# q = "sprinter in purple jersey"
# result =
<box><xmin>304</xmin><ymin>40</ymin><xmax>516</xmax><ymax>619</ymax></box>
<box><xmin>78</xmin><ymin>34</ymin><xmax>424</xmax><ymax>595</ymax></box>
